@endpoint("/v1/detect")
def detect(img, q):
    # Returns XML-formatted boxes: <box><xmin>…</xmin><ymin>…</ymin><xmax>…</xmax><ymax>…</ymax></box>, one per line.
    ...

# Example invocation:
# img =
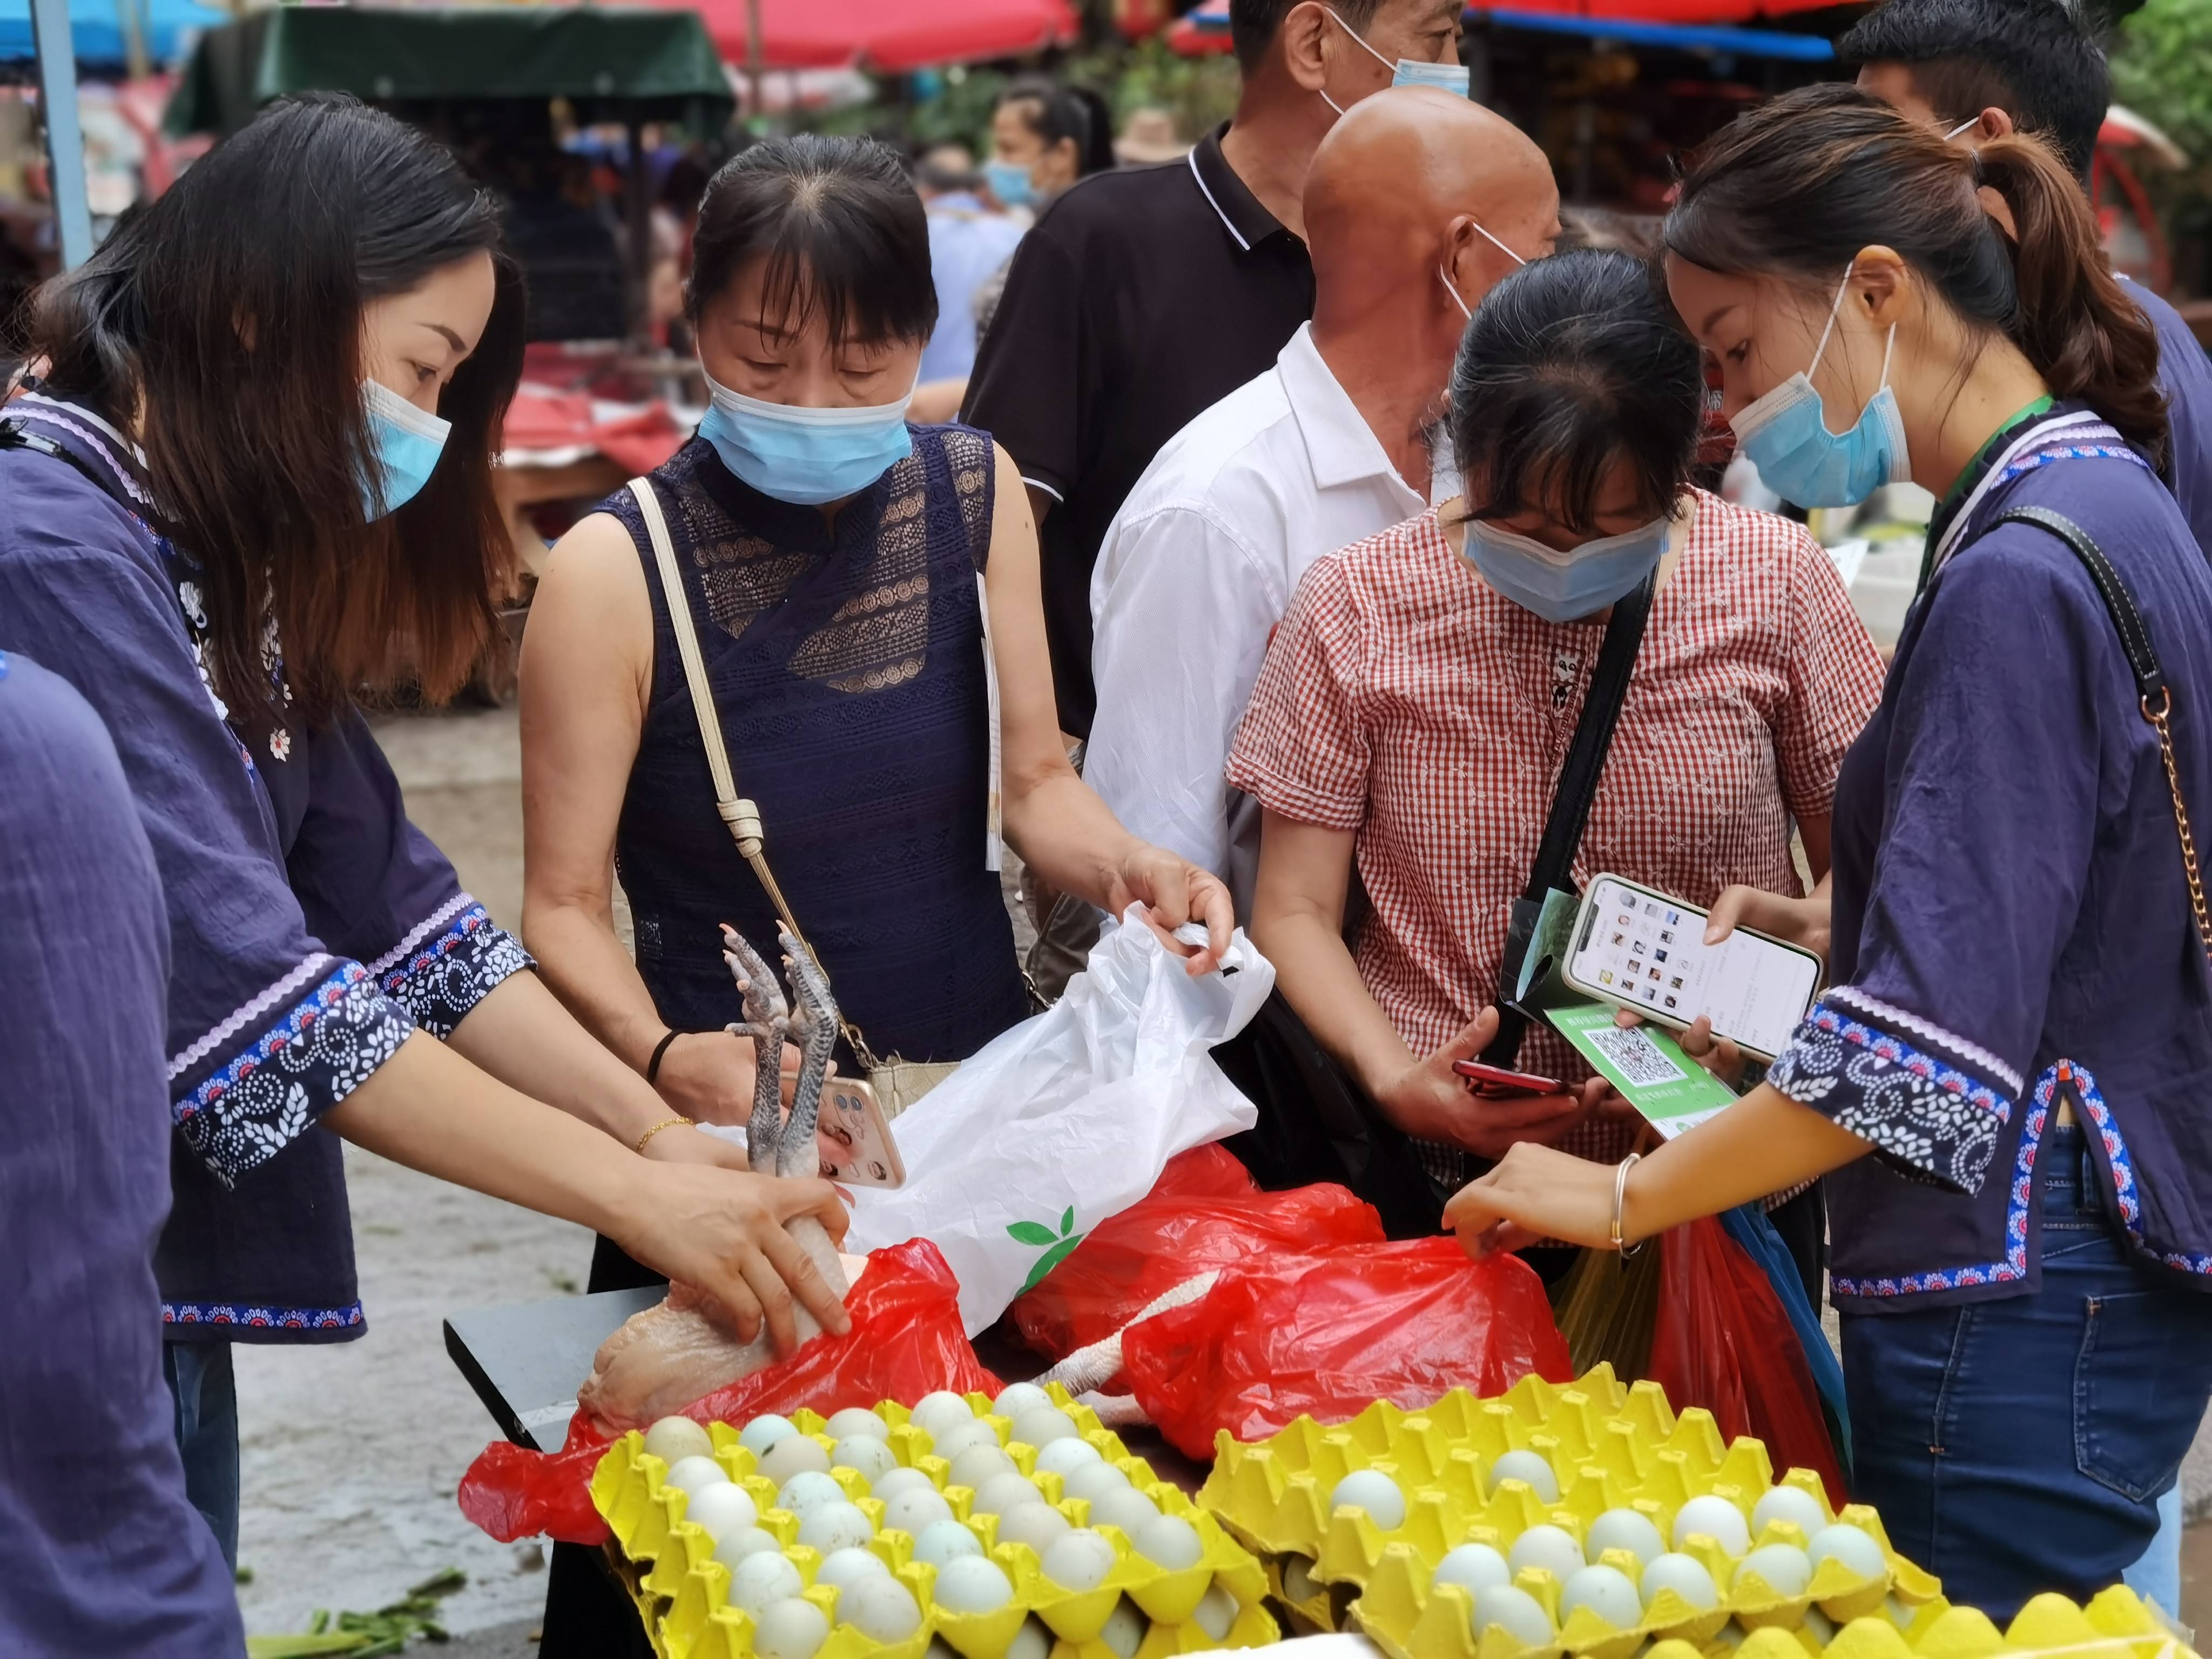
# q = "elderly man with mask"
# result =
<box><xmin>1085</xmin><ymin>87</ymin><xmax>1559</xmax><ymax>917</ymax></box>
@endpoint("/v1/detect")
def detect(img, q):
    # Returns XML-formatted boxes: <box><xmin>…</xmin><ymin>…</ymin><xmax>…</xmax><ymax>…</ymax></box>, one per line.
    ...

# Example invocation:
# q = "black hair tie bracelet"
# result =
<box><xmin>646</xmin><ymin>1028</ymin><xmax>684</xmax><ymax>1085</ymax></box>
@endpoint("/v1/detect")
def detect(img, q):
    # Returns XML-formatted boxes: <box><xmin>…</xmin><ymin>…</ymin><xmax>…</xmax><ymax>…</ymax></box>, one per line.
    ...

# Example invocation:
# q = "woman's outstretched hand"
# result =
<box><xmin>1373</xmin><ymin>1007</ymin><xmax>1606</xmax><ymax>1160</ymax></box>
<box><xmin>1107</xmin><ymin>844</ymin><xmax>1236</xmax><ymax>976</ymax></box>
<box><xmin>1444</xmin><ymin>1141</ymin><xmax>1623</xmax><ymax>1259</ymax></box>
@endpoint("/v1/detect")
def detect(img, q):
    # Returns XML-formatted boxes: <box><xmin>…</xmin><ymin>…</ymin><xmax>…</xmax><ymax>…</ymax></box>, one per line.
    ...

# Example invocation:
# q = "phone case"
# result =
<box><xmin>815</xmin><ymin>1077</ymin><xmax>906</xmax><ymax>1188</ymax></box>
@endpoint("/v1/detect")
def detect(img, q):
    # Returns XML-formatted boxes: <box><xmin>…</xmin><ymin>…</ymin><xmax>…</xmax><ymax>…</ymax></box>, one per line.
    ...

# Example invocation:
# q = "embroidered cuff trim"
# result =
<box><xmin>374</xmin><ymin>900</ymin><xmax>534</xmax><ymax>1040</ymax></box>
<box><xmin>1766</xmin><ymin>991</ymin><xmax>2013</xmax><ymax>1195</ymax></box>
<box><xmin>174</xmin><ymin>960</ymin><xmax>413</xmax><ymax>1188</ymax></box>
<box><xmin>169</xmin><ymin>952</ymin><xmax>338</xmax><ymax>1082</ymax></box>
<box><xmin>1823</xmin><ymin>986</ymin><xmax>2024</xmax><ymax>1095</ymax></box>
<box><xmin>164</xmin><ymin>1299</ymin><xmax>365</xmax><ymax>1332</ymax></box>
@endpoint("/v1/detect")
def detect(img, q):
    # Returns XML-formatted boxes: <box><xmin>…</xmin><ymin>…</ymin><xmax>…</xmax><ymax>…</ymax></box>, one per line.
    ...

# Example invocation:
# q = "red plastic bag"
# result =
<box><xmin>458</xmin><ymin>1239</ymin><xmax>999</xmax><ymax>1545</ymax></box>
<box><xmin>1013</xmin><ymin>1147</ymin><xmax>1386</xmax><ymax>1362</ymax></box>
<box><xmin>1646</xmin><ymin>1218</ymin><xmax>1846</xmax><ymax>1505</ymax></box>
<box><xmin>1120</xmin><ymin>1237</ymin><xmax>1573</xmax><ymax>1460</ymax></box>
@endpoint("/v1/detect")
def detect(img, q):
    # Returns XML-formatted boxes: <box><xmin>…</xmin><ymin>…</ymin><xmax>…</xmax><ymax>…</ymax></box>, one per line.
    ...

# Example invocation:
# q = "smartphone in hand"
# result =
<box><xmin>1452</xmin><ymin>1060</ymin><xmax>1568</xmax><ymax>1098</ymax></box>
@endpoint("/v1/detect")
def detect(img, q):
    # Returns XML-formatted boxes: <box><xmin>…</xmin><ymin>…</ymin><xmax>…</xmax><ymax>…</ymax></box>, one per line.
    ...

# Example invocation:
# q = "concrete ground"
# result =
<box><xmin>235</xmin><ymin>703</ymin><xmax>2212</xmax><ymax>1647</ymax></box>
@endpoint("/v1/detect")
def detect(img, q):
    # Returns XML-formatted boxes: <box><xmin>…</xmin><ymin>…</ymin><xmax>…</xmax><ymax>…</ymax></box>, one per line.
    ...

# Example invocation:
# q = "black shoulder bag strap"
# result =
<box><xmin>1482</xmin><ymin>565</ymin><xmax>1658</xmax><ymax>1067</ymax></box>
<box><xmin>1995</xmin><ymin>506</ymin><xmax>2212</xmax><ymax>967</ymax></box>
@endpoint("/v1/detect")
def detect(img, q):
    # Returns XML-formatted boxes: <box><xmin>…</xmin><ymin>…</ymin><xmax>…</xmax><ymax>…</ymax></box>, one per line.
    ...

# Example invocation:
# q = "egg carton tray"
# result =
<box><xmin>1196</xmin><ymin>1366</ymin><xmax>1939</xmax><ymax>1644</ymax></box>
<box><xmin>590</xmin><ymin>1386</ymin><xmax>1277</xmax><ymax>1659</ymax></box>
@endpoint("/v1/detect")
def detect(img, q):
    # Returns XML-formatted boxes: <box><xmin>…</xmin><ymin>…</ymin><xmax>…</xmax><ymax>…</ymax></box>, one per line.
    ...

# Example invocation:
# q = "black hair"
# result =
<box><xmin>686</xmin><ymin>133</ymin><xmax>938</xmax><ymax>345</ymax></box>
<box><xmin>996</xmin><ymin>78</ymin><xmax>1117</xmax><ymax>179</ymax></box>
<box><xmin>1451</xmin><ymin>249</ymin><xmax>1704</xmax><ymax>534</ymax></box>
<box><xmin>29</xmin><ymin>92</ymin><xmax>525</xmax><ymax>734</ymax></box>
<box><xmin>1666</xmin><ymin>82</ymin><xmax>2163</xmax><ymax>468</ymax></box>
<box><xmin>1836</xmin><ymin>0</ymin><xmax>2109</xmax><ymax>179</ymax></box>
<box><xmin>1230</xmin><ymin>0</ymin><xmax>1382</xmax><ymax>72</ymax></box>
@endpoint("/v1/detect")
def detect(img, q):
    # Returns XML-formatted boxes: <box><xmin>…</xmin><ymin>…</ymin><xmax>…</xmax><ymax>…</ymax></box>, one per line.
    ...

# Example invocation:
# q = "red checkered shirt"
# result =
<box><xmin>1226</xmin><ymin>490</ymin><xmax>1886</xmax><ymax>1182</ymax></box>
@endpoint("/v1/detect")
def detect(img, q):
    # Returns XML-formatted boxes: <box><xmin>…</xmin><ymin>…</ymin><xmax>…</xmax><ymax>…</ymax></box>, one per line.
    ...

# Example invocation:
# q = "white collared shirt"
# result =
<box><xmin>1085</xmin><ymin>322</ymin><xmax>1438</xmax><ymax>912</ymax></box>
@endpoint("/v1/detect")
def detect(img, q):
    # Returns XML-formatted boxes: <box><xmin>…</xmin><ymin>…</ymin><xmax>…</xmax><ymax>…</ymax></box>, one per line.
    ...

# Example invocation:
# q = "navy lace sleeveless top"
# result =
<box><xmin>607</xmin><ymin>425</ymin><xmax>1028</xmax><ymax>1065</ymax></box>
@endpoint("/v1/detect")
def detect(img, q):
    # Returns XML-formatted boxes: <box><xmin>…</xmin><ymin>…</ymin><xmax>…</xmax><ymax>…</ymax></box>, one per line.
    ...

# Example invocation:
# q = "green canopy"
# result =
<box><xmin>165</xmin><ymin>5</ymin><xmax>734</xmax><ymax>137</ymax></box>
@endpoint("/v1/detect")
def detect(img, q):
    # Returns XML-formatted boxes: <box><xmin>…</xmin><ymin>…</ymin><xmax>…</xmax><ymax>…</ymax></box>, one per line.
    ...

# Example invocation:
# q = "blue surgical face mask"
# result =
<box><xmin>361</xmin><ymin>377</ymin><xmax>449</xmax><ymax>520</ymax></box>
<box><xmin>1319</xmin><ymin>6</ymin><xmax>1470</xmax><ymax>114</ymax></box>
<box><xmin>1728</xmin><ymin>267</ymin><xmax>1910</xmax><ymax>508</ymax></box>
<box><xmin>983</xmin><ymin>158</ymin><xmax>1035</xmax><ymax>210</ymax></box>
<box><xmin>698</xmin><ymin>367</ymin><xmax>915</xmax><ymax>507</ymax></box>
<box><xmin>1460</xmin><ymin>511</ymin><xmax>1672</xmax><ymax>624</ymax></box>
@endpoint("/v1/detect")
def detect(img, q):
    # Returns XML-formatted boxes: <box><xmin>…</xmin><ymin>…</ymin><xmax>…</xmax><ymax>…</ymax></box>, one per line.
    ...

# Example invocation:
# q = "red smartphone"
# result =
<box><xmin>1452</xmin><ymin>1059</ymin><xmax>1567</xmax><ymax>1098</ymax></box>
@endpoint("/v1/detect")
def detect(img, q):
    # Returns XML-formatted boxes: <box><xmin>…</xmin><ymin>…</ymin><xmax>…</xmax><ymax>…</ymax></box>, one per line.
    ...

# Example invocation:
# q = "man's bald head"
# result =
<box><xmin>1305</xmin><ymin>89</ymin><xmax>1557</xmax><ymax>307</ymax></box>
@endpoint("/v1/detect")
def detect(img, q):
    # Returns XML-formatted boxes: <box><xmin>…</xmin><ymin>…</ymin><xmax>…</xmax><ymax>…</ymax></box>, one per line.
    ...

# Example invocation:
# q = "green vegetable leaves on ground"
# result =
<box><xmin>244</xmin><ymin>1568</ymin><xmax>467</xmax><ymax>1658</ymax></box>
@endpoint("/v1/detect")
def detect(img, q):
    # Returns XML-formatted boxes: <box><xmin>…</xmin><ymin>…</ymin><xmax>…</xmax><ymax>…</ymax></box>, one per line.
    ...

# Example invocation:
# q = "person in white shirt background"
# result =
<box><xmin>1084</xmin><ymin>85</ymin><xmax>1560</xmax><ymax>916</ymax></box>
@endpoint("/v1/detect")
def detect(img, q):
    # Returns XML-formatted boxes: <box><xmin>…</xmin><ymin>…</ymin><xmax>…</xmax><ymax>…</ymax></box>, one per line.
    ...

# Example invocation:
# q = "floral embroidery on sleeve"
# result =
<box><xmin>370</xmin><ymin>894</ymin><xmax>535</xmax><ymax>1039</ymax></box>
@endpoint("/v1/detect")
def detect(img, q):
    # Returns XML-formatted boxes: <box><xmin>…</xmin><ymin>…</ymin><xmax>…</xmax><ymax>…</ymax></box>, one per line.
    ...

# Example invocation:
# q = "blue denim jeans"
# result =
<box><xmin>162</xmin><ymin>1340</ymin><xmax>240</xmax><ymax>1572</ymax></box>
<box><xmin>1842</xmin><ymin>1124</ymin><xmax>2212</xmax><ymax>1621</ymax></box>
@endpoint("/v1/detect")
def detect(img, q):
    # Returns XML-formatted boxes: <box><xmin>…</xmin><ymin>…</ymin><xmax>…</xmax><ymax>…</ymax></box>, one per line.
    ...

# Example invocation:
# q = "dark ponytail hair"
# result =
<box><xmin>28</xmin><ymin>93</ymin><xmax>525</xmax><ymax>735</ymax></box>
<box><xmin>1451</xmin><ymin>249</ymin><xmax>1706</xmax><ymax>534</ymax></box>
<box><xmin>1664</xmin><ymin>82</ymin><xmax>2164</xmax><ymax>468</ymax></box>
<box><xmin>998</xmin><ymin>78</ymin><xmax>1117</xmax><ymax>179</ymax></box>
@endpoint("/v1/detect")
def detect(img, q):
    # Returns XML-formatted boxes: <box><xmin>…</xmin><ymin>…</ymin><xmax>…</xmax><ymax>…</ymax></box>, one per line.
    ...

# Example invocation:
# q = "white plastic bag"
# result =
<box><xmin>842</xmin><ymin>908</ymin><xmax>1274</xmax><ymax>1334</ymax></box>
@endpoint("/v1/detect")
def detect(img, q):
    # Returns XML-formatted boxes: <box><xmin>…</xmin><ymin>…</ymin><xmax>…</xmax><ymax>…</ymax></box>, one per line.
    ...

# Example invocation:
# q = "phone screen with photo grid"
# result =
<box><xmin>1569</xmin><ymin>878</ymin><xmax>1818</xmax><ymax>1058</ymax></box>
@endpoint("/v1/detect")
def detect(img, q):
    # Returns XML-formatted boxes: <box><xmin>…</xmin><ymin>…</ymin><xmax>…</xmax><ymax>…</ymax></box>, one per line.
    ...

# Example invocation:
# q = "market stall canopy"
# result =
<box><xmin>0</xmin><ymin>0</ymin><xmax>220</xmax><ymax>66</ymax></box>
<box><xmin>163</xmin><ymin>5</ymin><xmax>734</xmax><ymax>137</ymax></box>
<box><xmin>1170</xmin><ymin>0</ymin><xmax>1838</xmax><ymax>53</ymax></box>
<box><xmin>2102</xmin><ymin>103</ymin><xmax>2187</xmax><ymax>170</ymax></box>
<box><xmin>633</xmin><ymin>0</ymin><xmax>1078</xmax><ymax>73</ymax></box>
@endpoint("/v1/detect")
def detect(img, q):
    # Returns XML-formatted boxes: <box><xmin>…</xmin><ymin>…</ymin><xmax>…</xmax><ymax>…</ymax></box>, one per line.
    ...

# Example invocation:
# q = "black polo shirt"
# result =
<box><xmin>961</xmin><ymin>123</ymin><xmax>1316</xmax><ymax>737</ymax></box>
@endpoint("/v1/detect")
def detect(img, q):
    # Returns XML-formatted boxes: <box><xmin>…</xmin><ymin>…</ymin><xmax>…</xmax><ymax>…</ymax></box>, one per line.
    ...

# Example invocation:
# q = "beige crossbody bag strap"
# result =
<box><xmin>628</xmin><ymin>476</ymin><xmax>888</xmax><ymax>1074</ymax></box>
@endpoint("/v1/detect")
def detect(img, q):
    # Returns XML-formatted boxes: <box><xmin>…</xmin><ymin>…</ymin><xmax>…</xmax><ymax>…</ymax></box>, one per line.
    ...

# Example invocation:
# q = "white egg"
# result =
<box><xmin>931</xmin><ymin>1419</ymin><xmax>1003</xmax><ymax>1464</ymax></box>
<box><xmin>1327</xmin><ymin>1470</ymin><xmax>1407</xmax><ymax>1531</ymax></box>
<box><xmin>843</xmin><ymin>1575</ymin><xmax>923</xmax><ymax>1643</ymax></box>
<box><xmin>1807</xmin><ymin>1523</ymin><xmax>1886</xmax><ymax>1582</ymax></box>
<box><xmin>755</xmin><ymin>1596</ymin><xmax>830</xmax><ymax>1659</ymax></box>
<box><xmin>1134</xmin><ymin>1513</ymin><xmax>1204</xmax><ymax>1571</ymax></box>
<box><xmin>798</xmin><ymin>1501</ymin><xmax>875</xmax><ymax>1555</ymax></box>
<box><xmin>759</xmin><ymin>1435</ymin><xmax>833</xmax><ymax>1489</ymax></box>
<box><xmin>1042</xmin><ymin>1526</ymin><xmax>1119</xmax><ymax>1591</ymax></box>
<box><xmin>1563</xmin><ymin>1563</ymin><xmax>1643</xmax><ymax>1629</ymax></box>
<box><xmin>815</xmin><ymin>1547</ymin><xmax>890</xmax><ymax>1593</ymax></box>
<box><xmin>1587</xmin><ymin>1508</ymin><xmax>1666</xmax><ymax>1569</ymax></box>
<box><xmin>1508</xmin><ymin>1523</ymin><xmax>1586</xmax><ymax>1583</ymax></box>
<box><xmin>1282</xmin><ymin>1555</ymin><xmax>1320</xmax><ymax>1603</ymax></box>
<box><xmin>739</xmin><ymin>1413</ymin><xmax>801</xmax><ymax>1457</ymax></box>
<box><xmin>833</xmin><ymin>1435</ymin><xmax>897</xmax><ymax>1486</ymax></box>
<box><xmin>683</xmin><ymin>1482</ymin><xmax>760</xmax><ymax>1542</ymax></box>
<box><xmin>1471</xmin><ymin>1585</ymin><xmax>1556</xmax><ymax>1647</ymax></box>
<box><xmin>1433</xmin><ymin>1543</ymin><xmax>1512</xmax><ymax>1598</ymax></box>
<box><xmin>932</xmin><ymin>1554</ymin><xmax>1015</xmax><ymax>1615</ymax></box>
<box><xmin>1195</xmin><ymin>1582</ymin><xmax>1238</xmax><ymax>1640</ymax></box>
<box><xmin>1011</xmin><ymin>1406</ymin><xmax>1080</xmax><ymax>1449</ymax></box>
<box><xmin>997</xmin><ymin>1503</ymin><xmax>1075</xmax><ymax>1556</ymax></box>
<box><xmin>1736</xmin><ymin>1543</ymin><xmax>1813</xmax><ymax>1599</ymax></box>
<box><xmin>911</xmin><ymin>1391</ymin><xmax>976</xmax><ymax>1437</ymax></box>
<box><xmin>644</xmin><ymin>1417</ymin><xmax>716</xmax><ymax>1467</ymax></box>
<box><xmin>729</xmin><ymin>1551</ymin><xmax>805</xmax><ymax>1615</ymax></box>
<box><xmin>993</xmin><ymin>1382</ymin><xmax>1054</xmax><ymax>1419</ymax></box>
<box><xmin>873</xmin><ymin>1466</ymin><xmax>936</xmax><ymax>1501</ymax></box>
<box><xmin>915</xmin><ymin>1519</ymin><xmax>985</xmax><ymax>1568</ymax></box>
<box><xmin>1005</xmin><ymin>1616</ymin><xmax>1053</xmax><ymax>1659</ymax></box>
<box><xmin>882</xmin><ymin>1486</ymin><xmax>955</xmax><ymax>1537</ymax></box>
<box><xmin>824</xmin><ymin>1407</ymin><xmax>891</xmax><ymax>1442</ymax></box>
<box><xmin>973</xmin><ymin>1471</ymin><xmax>1046</xmax><ymax>1518</ymax></box>
<box><xmin>711</xmin><ymin>1526</ymin><xmax>785</xmax><ymax>1571</ymax></box>
<box><xmin>1036</xmin><ymin>1437</ymin><xmax>1104</xmax><ymax>1479</ymax></box>
<box><xmin>1751</xmin><ymin>1486</ymin><xmax>1827</xmax><ymax>1541</ymax></box>
<box><xmin>666</xmin><ymin>1454</ymin><xmax>731</xmax><ymax>1498</ymax></box>
<box><xmin>1673</xmin><ymin>1495</ymin><xmax>1751</xmax><ymax>1556</ymax></box>
<box><xmin>777</xmin><ymin>1471</ymin><xmax>846</xmax><ymax>1519</ymax></box>
<box><xmin>1090</xmin><ymin>1486</ymin><xmax>1162</xmax><ymax>1537</ymax></box>
<box><xmin>1101</xmin><ymin>1596</ymin><xmax>1147</xmax><ymax>1659</ymax></box>
<box><xmin>1487</xmin><ymin>1449</ymin><xmax>1562</xmax><ymax>1502</ymax></box>
<box><xmin>1641</xmin><ymin>1553</ymin><xmax>1721</xmax><ymax>1613</ymax></box>
<box><xmin>1062</xmin><ymin>1462</ymin><xmax>1132</xmax><ymax>1505</ymax></box>
<box><xmin>948</xmin><ymin>1445</ymin><xmax>1019</xmax><ymax>1493</ymax></box>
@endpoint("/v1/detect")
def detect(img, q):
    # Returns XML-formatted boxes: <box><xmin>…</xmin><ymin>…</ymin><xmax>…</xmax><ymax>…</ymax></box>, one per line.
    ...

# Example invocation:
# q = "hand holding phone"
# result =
<box><xmin>1452</xmin><ymin>1060</ymin><xmax>1569</xmax><ymax>1098</ymax></box>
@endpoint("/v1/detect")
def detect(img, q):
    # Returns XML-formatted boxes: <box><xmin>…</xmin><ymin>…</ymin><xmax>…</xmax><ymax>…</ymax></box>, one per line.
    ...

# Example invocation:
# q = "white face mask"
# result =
<box><xmin>1943</xmin><ymin>114</ymin><xmax>1981</xmax><ymax>141</ymax></box>
<box><xmin>1318</xmin><ymin>6</ymin><xmax>1470</xmax><ymax>115</ymax></box>
<box><xmin>1439</xmin><ymin>221</ymin><xmax>1527</xmax><ymax>319</ymax></box>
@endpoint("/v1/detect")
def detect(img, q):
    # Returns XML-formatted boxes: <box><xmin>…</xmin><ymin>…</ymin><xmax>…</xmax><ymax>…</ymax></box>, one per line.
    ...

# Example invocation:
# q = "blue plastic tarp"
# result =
<box><xmin>0</xmin><ymin>0</ymin><xmax>223</xmax><ymax>68</ymax></box>
<box><xmin>1468</xmin><ymin>9</ymin><xmax>1835</xmax><ymax>59</ymax></box>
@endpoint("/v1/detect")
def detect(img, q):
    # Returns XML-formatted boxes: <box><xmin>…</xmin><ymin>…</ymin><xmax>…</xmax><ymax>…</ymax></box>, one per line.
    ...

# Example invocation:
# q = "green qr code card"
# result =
<box><xmin>1545</xmin><ymin>1001</ymin><xmax>1739</xmax><ymax>1136</ymax></box>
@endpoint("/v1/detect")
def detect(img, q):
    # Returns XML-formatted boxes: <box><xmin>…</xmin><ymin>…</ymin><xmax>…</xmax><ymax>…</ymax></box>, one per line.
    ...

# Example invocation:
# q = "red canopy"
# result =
<box><xmin>637</xmin><ymin>0</ymin><xmax>1079</xmax><ymax>71</ymax></box>
<box><xmin>1170</xmin><ymin>0</ymin><xmax>1839</xmax><ymax>53</ymax></box>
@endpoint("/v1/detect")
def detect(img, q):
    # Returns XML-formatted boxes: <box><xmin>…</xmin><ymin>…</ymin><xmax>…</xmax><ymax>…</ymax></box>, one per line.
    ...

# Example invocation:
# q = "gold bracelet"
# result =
<box><xmin>634</xmin><ymin>1115</ymin><xmax>694</xmax><ymax>1155</ymax></box>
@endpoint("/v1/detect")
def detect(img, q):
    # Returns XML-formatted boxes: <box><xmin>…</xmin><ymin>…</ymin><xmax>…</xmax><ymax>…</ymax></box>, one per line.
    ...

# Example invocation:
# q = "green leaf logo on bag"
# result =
<box><xmin>1010</xmin><ymin>1206</ymin><xmax>1084</xmax><ymax>1292</ymax></box>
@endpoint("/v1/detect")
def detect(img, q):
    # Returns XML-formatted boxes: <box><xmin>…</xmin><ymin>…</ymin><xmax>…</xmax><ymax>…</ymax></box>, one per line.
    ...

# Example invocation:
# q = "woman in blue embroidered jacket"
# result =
<box><xmin>1441</xmin><ymin>85</ymin><xmax>2212</xmax><ymax>1613</ymax></box>
<box><xmin>0</xmin><ymin>96</ymin><xmax>849</xmax><ymax>1565</ymax></box>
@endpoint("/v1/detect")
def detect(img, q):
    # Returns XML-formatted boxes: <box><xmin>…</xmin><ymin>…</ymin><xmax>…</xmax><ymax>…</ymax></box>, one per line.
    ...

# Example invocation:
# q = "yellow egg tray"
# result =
<box><xmin>590</xmin><ymin>1386</ymin><xmax>1277</xmax><ymax>1659</ymax></box>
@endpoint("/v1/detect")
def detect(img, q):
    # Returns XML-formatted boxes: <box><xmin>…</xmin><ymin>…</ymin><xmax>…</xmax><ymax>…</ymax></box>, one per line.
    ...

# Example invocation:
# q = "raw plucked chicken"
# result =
<box><xmin>576</xmin><ymin>927</ymin><xmax>852</xmax><ymax>1434</ymax></box>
